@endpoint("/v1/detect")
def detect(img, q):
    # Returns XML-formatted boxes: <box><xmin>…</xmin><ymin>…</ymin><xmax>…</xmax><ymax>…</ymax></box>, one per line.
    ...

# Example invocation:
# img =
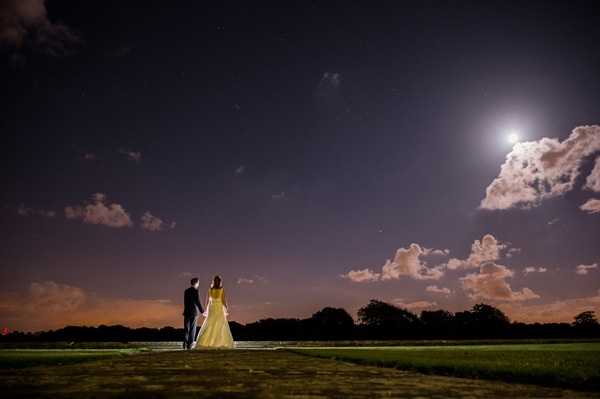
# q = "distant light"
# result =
<box><xmin>508</xmin><ymin>133</ymin><xmax>519</xmax><ymax>143</ymax></box>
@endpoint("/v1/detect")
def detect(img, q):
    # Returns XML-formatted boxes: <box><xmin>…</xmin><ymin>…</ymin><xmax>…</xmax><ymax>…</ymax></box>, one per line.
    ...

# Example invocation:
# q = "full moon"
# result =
<box><xmin>508</xmin><ymin>133</ymin><xmax>519</xmax><ymax>143</ymax></box>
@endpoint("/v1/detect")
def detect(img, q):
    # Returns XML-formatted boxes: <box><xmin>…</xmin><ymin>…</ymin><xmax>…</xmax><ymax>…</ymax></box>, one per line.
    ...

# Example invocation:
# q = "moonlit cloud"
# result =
<box><xmin>343</xmin><ymin>234</ymin><xmax>540</xmax><ymax>305</ymax></box>
<box><xmin>343</xmin><ymin>243</ymin><xmax>445</xmax><ymax>282</ymax></box>
<box><xmin>0</xmin><ymin>281</ymin><xmax>85</xmax><ymax>314</ymax></box>
<box><xmin>580</xmin><ymin>198</ymin><xmax>600</xmax><ymax>214</ymax></box>
<box><xmin>446</xmin><ymin>234</ymin><xmax>507</xmax><ymax>270</ymax></box>
<box><xmin>460</xmin><ymin>262</ymin><xmax>539</xmax><ymax>301</ymax></box>
<box><xmin>119</xmin><ymin>148</ymin><xmax>141</xmax><ymax>162</ymax></box>
<box><xmin>237</xmin><ymin>275</ymin><xmax>269</xmax><ymax>284</ymax></box>
<box><xmin>423</xmin><ymin>248</ymin><xmax>450</xmax><ymax>256</ymax></box>
<box><xmin>15</xmin><ymin>204</ymin><xmax>58</xmax><ymax>218</ymax></box>
<box><xmin>388</xmin><ymin>244</ymin><xmax>445</xmax><ymax>280</ymax></box>
<box><xmin>499</xmin><ymin>290</ymin><xmax>600</xmax><ymax>324</ymax></box>
<box><xmin>585</xmin><ymin>157</ymin><xmax>600</xmax><ymax>192</ymax></box>
<box><xmin>524</xmin><ymin>266</ymin><xmax>547</xmax><ymax>275</ymax></box>
<box><xmin>0</xmin><ymin>0</ymin><xmax>80</xmax><ymax>64</ymax></box>
<box><xmin>0</xmin><ymin>281</ymin><xmax>180</xmax><ymax>332</ymax></box>
<box><xmin>480</xmin><ymin>125</ymin><xmax>600</xmax><ymax>210</ymax></box>
<box><xmin>40</xmin><ymin>209</ymin><xmax>57</xmax><ymax>218</ymax></box>
<box><xmin>15</xmin><ymin>203</ymin><xmax>33</xmax><ymax>216</ymax></box>
<box><xmin>341</xmin><ymin>268</ymin><xmax>381</xmax><ymax>282</ymax></box>
<box><xmin>271</xmin><ymin>192</ymin><xmax>286</xmax><ymax>200</ymax></box>
<box><xmin>426</xmin><ymin>285</ymin><xmax>452</xmax><ymax>295</ymax></box>
<box><xmin>466</xmin><ymin>234</ymin><xmax>507</xmax><ymax>266</ymax></box>
<box><xmin>65</xmin><ymin>193</ymin><xmax>133</xmax><ymax>228</ymax></box>
<box><xmin>81</xmin><ymin>152</ymin><xmax>97</xmax><ymax>163</ymax></box>
<box><xmin>575</xmin><ymin>263</ymin><xmax>598</xmax><ymax>275</ymax></box>
<box><xmin>446</xmin><ymin>258</ymin><xmax>462</xmax><ymax>270</ymax></box>
<box><xmin>392</xmin><ymin>299</ymin><xmax>437</xmax><ymax>310</ymax></box>
<box><xmin>140</xmin><ymin>211</ymin><xmax>174</xmax><ymax>231</ymax></box>
<box><xmin>317</xmin><ymin>71</ymin><xmax>341</xmax><ymax>96</ymax></box>
<box><xmin>235</xmin><ymin>165</ymin><xmax>246</xmax><ymax>175</ymax></box>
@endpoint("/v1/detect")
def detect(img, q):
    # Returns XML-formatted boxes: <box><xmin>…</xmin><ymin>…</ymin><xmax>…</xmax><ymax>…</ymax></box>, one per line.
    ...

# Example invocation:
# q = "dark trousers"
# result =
<box><xmin>183</xmin><ymin>315</ymin><xmax>199</xmax><ymax>349</ymax></box>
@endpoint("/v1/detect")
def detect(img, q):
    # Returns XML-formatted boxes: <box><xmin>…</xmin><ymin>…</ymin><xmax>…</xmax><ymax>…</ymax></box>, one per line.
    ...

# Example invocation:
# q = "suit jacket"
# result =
<box><xmin>183</xmin><ymin>286</ymin><xmax>204</xmax><ymax>317</ymax></box>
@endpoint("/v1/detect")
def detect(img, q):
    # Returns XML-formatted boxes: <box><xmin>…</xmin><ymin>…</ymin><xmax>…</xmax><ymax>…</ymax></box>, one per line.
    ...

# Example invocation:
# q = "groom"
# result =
<box><xmin>183</xmin><ymin>277</ymin><xmax>204</xmax><ymax>350</ymax></box>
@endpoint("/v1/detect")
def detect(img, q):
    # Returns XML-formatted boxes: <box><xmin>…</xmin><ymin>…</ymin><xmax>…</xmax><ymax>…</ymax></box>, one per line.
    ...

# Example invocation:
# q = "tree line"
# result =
<box><xmin>2</xmin><ymin>300</ymin><xmax>598</xmax><ymax>342</ymax></box>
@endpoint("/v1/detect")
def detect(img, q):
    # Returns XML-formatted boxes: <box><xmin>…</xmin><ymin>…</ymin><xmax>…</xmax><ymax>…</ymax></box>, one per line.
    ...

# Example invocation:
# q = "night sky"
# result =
<box><xmin>1</xmin><ymin>1</ymin><xmax>599</xmax><ymax>333</ymax></box>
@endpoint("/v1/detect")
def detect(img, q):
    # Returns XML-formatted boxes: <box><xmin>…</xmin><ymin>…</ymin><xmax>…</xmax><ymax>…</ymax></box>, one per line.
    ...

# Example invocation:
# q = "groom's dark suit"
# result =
<box><xmin>183</xmin><ymin>285</ymin><xmax>204</xmax><ymax>350</ymax></box>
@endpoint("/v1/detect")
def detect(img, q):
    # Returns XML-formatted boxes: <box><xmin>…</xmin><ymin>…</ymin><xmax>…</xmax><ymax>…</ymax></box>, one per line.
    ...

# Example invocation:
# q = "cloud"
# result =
<box><xmin>498</xmin><ymin>290</ymin><xmax>600</xmax><ymax>324</ymax></box>
<box><xmin>0</xmin><ymin>281</ymin><xmax>180</xmax><ymax>332</ymax></box>
<box><xmin>460</xmin><ymin>262</ymin><xmax>539</xmax><ymax>301</ymax></box>
<box><xmin>575</xmin><ymin>263</ymin><xmax>598</xmax><ymax>275</ymax></box>
<box><xmin>40</xmin><ymin>209</ymin><xmax>57</xmax><ymax>218</ymax></box>
<box><xmin>580</xmin><ymin>198</ymin><xmax>600</xmax><ymax>214</ymax></box>
<box><xmin>237</xmin><ymin>275</ymin><xmax>269</xmax><ymax>284</ymax></box>
<box><xmin>423</xmin><ymin>248</ymin><xmax>450</xmax><ymax>256</ymax></box>
<box><xmin>446</xmin><ymin>258</ymin><xmax>462</xmax><ymax>270</ymax></box>
<box><xmin>343</xmin><ymin>243</ymin><xmax>445</xmax><ymax>282</ymax></box>
<box><xmin>271</xmin><ymin>192</ymin><xmax>286</xmax><ymax>201</ymax></box>
<box><xmin>387</xmin><ymin>244</ymin><xmax>445</xmax><ymax>280</ymax></box>
<box><xmin>140</xmin><ymin>211</ymin><xmax>174</xmax><ymax>231</ymax></box>
<box><xmin>119</xmin><ymin>148</ymin><xmax>141</xmax><ymax>163</ymax></box>
<box><xmin>341</xmin><ymin>268</ymin><xmax>381</xmax><ymax>282</ymax></box>
<box><xmin>426</xmin><ymin>285</ymin><xmax>452</xmax><ymax>295</ymax></box>
<box><xmin>65</xmin><ymin>193</ymin><xmax>133</xmax><ymax>228</ymax></box>
<box><xmin>0</xmin><ymin>281</ymin><xmax>85</xmax><ymax>314</ymax></box>
<box><xmin>392</xmin><ymin>299</ymin><xmax>437</xmax><ymax>310</ymax></box>
<box><xmin>235</xmin><ymin>165</ymin><xmax>246</xmax><ymax>175</ymax></box>
<box><xmin>14</xmin><ymin>203</ymin><xmax>56</xmax><ymax>218</ymax></box>
<box><xmin>447</xmin><ymin>234</ymin><xmax>507</xmax><ymax>270</ymax></box>
<box><xmin>524</xmin><ymin>266</ymin><xmax>547</xmax><ymax>275</ymax></box>
<box><xmin>466</xmin><ymin>234</ymin><xmax>507</xmax><ymax>266</ymax></box>
<box><xmin>0</xmin><ymin>0</ymin><xmax>80</xmax><ymax>64</ymax></box>
<box><xmin>317</xmin><ymin>71</ymin><xmax>341</xmax><ymax>96</ymax></box>
<box><xmin>585</xmin><ymin>157</ymin><xmax>600</xmax><ymax>192</ymax></box>
<box><xmin>18</xmin><ymin>194</ymin><xmax>169</xmax><ymax>230</ymax></box>
<box><xmin>80</xmin><ymin>153</ymin><xmax>97</xmax><ymax>163</ymax></box>
<box><xmin>480</xmin><ymin>125</ymin><xmax>600</xmax><ymax>210</ymax></box>
<box><xmin>15</xmin><ymin>203</ymin><xmax>33</xmax><ymax>216</ymax></box>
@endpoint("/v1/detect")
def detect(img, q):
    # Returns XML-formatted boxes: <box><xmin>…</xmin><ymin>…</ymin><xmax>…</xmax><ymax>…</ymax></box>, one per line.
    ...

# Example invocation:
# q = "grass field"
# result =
<box><xmin>286</xmin><ymin>343</ymin><xmax>600</xmax><ymax>391</ymax></box>
<box><xmin>0</xmin><ymin>348</ymin><xmax>146</xmax><ymax>369</ymax></box>
<box><xmin>1</xmin><ymin>341</ymin><xmax>598</xmax><ymax>392</ymax></box>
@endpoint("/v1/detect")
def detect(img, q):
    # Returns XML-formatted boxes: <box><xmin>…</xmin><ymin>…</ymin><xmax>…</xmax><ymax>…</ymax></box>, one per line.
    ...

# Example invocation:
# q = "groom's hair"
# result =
<box><xmin>190</xmin><ymin>278</ymin><xmax>199</xmax><ymax>286</ymax></box>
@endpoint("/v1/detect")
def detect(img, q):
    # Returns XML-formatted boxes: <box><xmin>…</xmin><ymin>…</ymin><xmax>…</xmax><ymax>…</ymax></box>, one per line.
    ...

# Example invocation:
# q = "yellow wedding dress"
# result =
<box><xmin>196</xmin><ymin>288</ymin><xmax>235</xmax><ymax>349</ymax></box>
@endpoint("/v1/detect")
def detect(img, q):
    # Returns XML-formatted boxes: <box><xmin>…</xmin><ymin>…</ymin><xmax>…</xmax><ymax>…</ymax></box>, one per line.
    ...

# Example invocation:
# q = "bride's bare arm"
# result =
<box><xmin>205</xmin><ymin>290</ymin><xmax>211</xmax><ymax>308</ymax></box>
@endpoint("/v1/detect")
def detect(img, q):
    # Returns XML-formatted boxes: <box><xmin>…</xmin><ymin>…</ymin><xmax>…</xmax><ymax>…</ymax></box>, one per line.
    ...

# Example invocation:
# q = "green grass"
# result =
<box><xmin>286</xmin><ymin>343</ymin><xmax>600</xmax><ymax>391</ymax></box>
<box><xmin>0</xmin><ymin>348</ymin><xmax>146</xmax><ymax>369</ymax></box>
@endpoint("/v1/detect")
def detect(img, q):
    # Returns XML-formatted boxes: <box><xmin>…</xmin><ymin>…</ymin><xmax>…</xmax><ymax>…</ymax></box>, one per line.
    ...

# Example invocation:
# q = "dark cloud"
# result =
<box><xmin>0</xmin><ymin>0</ymin><xmax>80</xmax><ymax>63</ymax></box>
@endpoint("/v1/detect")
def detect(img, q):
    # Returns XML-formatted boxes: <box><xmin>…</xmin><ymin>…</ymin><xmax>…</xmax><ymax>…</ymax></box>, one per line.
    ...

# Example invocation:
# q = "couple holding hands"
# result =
<box><xmin>183</xmin><ymin>275</ymin><xmax>235</xmax><ymax>350</ymax></box>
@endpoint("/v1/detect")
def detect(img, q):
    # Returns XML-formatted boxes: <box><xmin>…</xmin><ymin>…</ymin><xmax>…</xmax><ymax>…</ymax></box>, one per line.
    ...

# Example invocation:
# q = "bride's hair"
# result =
<box><xmin>211</xmin><ymin>275</ymin><xmax>222</xmax><ymax>289</ymax></box>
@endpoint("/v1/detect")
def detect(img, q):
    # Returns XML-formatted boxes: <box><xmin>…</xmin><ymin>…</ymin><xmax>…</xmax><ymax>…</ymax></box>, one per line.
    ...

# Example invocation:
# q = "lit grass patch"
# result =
<box><xmin>0</xmin><ymin>348</ymin><xmax>145</xmax><ymax>369</ymax></box>
<box><xmin>286</xmin><ymin>343</ymin><xmax>600</xmax><ymax>391</ymax></box>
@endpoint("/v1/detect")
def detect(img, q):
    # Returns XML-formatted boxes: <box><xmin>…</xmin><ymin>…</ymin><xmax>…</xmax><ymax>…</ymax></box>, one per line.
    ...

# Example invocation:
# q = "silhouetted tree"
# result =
<box><xmin>572</xmin><ymin>311</ymin><xmax>600</xmax><ymax>337</ymax></box>
<box><xmin>308</xmin><ymin>307</ymin><xmax>355</xmax><ymax>340</ymax></box>
<box><xmin>243</xmin><ymin>318</ymin><xmax>305</xmax><ymax>340</ymax></box>
<box><xmin>420</xmin><ymin>309</ymin><xmax>456</xmax><ymax>339</ymax></box>
<box><xmin>357</xmin><ymin>299</ymin><xmax>420</xmax><ymax>339</ymax></box>
<box><xmin>455</xmin><ymin>303</ymin><xmax>510</xmax><ymax>338</ymax></box>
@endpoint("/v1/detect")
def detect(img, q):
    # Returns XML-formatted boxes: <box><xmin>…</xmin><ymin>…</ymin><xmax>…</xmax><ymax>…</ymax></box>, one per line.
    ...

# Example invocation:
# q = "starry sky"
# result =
<box><xmin>1</xmin><ymin>0</ymin><xmax>599</xmax><ymax>333</ymax></box>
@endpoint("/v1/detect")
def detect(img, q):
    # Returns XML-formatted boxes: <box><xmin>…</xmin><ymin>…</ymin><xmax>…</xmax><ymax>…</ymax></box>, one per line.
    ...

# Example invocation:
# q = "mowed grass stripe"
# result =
<box><xmin>286</xmin><ymin>343</ymin><xmax>600</xmax><ymax>391</ymax></box>
<box><xmin>0</xmin><ymin>348</ymin><xmax>145</xmax><ymax>369</ymax></box>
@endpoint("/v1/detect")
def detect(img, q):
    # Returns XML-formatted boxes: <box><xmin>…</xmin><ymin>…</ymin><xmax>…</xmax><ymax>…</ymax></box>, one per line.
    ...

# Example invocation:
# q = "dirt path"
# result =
<box><xmin>1</xmin><ymin>349</ymin><xmax>597</xmax><ymax>398</ymax></box>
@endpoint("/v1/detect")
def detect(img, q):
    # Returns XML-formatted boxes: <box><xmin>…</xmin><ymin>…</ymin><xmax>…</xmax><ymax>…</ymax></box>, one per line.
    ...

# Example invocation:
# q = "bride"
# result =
<box><xmin>196</xmin><ymin>275</ymin><xmax>235</xmax><ymax>349</ymax></box>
